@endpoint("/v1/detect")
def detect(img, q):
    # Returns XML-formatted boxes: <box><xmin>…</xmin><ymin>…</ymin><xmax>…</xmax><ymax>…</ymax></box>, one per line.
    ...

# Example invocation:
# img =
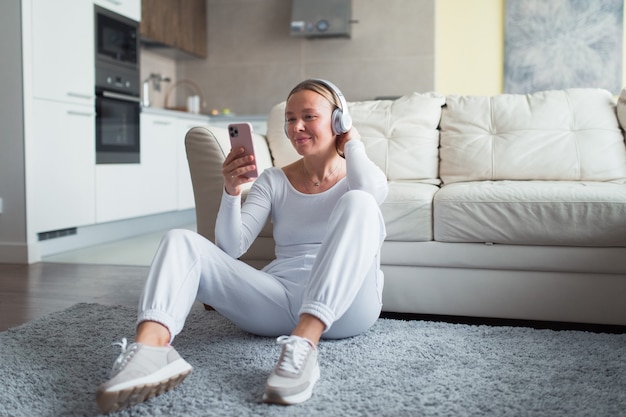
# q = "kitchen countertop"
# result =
<box><xmin>141</xmin><ymin>106</ymin><xmax>268</xmax><ymax>134</ymax></box>
<box><xmin>141</xmin><ymin>106</ymin><xmax>211</xmax><ymax>121</ymax></box>
<box><xmin>141</xmin><ymin>106</ymin><xmax>267</xmax><ymax>123</ymax></box>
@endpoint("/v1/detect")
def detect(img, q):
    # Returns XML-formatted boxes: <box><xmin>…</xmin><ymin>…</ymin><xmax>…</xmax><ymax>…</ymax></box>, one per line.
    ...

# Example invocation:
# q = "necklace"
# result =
<box><xmin>302</xmin><ymin>158</ymin><xmax>342</xmax><ymax>187</ymax></box>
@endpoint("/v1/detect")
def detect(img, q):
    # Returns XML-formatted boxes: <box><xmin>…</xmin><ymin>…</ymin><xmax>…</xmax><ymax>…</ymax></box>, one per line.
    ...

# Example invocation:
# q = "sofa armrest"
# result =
<box><xmin>185</xmin><ymin>126</ymin><xmax>274</xmax><ymax>242</ymax></box>
<box><xmin>185</xmin><ymin>126</ymin><xmax>229</xmax><ymax>242</ymax></box>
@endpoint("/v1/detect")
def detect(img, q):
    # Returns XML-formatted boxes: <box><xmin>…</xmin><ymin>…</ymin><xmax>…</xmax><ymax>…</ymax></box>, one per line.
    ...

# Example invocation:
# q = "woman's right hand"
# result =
<box><xmin>222</xmin><ymin>147</ymin><xmax>256</xmax><ymax>196</ymax></box>
<box><xmin>335</xmin><ymin>125</ymin><xmax>361</xmax><ymax>157</ymax></box>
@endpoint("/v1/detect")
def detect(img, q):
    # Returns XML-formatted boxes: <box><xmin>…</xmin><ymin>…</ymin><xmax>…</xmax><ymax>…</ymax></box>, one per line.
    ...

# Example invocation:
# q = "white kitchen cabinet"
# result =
<box><xmin>28</xmin><ymin>0</ymin><xmax>97</xmax><ymax>233</ymax></box>
<box><xmin>31</xmin><ymin>0</ymin><xmax>94</xmax><ymax>106</ymax></box>
<box><xmin>140</xmin><ymin>113</ymin><xmax>179</xmax><ymax>215</ymax></box>
<box><xmin>95</xmin><ymin>112</ymin><xmax>178</xmax><ymax>223</ymax></box>
<box><xmin>29</xmin><ymin>99</ymin><xmax>96</xmax><ymax>233</ymax></box>
<box><xmin>94</xmin><ymin>0</ymin><xmax>141</xmax><ymax>21</ymax></box>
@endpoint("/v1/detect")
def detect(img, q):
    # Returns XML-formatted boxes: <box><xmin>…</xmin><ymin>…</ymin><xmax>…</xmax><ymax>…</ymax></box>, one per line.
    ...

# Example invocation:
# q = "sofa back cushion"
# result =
<box><xmin>266</xmin><ymin>92</ymin><xmax>446</xmax><ymax>185</ymax></box>
<box><xmin>439</xmin><ymin>88</ymin><xmax>626</xmax><ymax>184</ymax></box>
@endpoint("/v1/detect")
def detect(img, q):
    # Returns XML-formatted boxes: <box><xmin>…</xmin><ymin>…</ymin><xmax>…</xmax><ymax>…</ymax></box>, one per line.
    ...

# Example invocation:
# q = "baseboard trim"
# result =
<box><xmin>38</xmin><ymin>209</ymin><xmax>196</xmax><ymax>258</ymax></box>
<box><xmin>0</xmin><ymin>242</ymin><xmax>34</xmax><ymax>263</ymax></box>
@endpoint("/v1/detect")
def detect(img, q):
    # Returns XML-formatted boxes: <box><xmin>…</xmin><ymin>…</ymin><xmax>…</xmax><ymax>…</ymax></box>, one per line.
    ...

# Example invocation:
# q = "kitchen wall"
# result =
<box><xmin>175</xmin><ymin>0</ymin><xmax>436</xmax><ymax>116</ymax></box>
<box><xmin>140</xmin><ymin>0</ymin><xmax>507</xmax><ymax>117</ymax></box>
<box><xmin>146</xmin><ymin>0</ymin><xmax>626</xmax><ymax>116</ymax></box>
<box><xmin>140</xmin><ymin>50</ymin><xmax>179</xmax><ymax>108</ymax></box>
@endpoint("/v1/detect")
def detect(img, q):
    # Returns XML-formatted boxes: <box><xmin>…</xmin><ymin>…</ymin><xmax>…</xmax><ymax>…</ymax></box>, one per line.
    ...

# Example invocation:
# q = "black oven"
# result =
<box><xmin>95</xmin><ymin>5</ymin><xmax>141</xmax><ymax>164</ymax></box>
<box><xmin>96</xmin><ymin>88</ymin><xmax>141</xmax><ymax>163</ymax></box>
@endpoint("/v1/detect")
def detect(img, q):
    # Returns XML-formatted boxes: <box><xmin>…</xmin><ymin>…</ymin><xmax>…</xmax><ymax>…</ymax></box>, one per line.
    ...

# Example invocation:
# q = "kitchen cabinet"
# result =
<box><xmin>31</xmin><ymin>0</ymin><xmax>93</xmax><ymax>105</ymax></box>
<box><xmin>29</xmin><ymin>100</ymin><xmax>96</xmax><ymax>233</ymax></box>
<box><xmin>140</xmin><ymin>0</ymin><xmax>207</xmax><ymax>58</ymax></box>
<box><xmin>96</xmin><ymin>112</ymin><xmax>178</xmax><ymax>223</ymax></box>
<box><xmin>140</xmin><ymin>113</ymin><xmax>178</xmax><ymax>216</ymax></box>
<box><xmin>95</xmin><ymin>110</ymin><xmax>207</xmax><ymax>224</ymax></box>
<box><xmin>94</xmin><ymin>0</ymin><xmax>141</xmax><ymax>21</ymax></box>
<box><xmin>27</xmin><ymin>0</ymin><xmax>97</xmax><ymax>235</ymax></box>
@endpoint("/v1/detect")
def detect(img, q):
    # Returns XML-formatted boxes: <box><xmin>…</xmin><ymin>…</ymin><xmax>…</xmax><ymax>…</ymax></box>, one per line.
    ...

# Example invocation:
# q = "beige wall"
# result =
<box><xmin>177</xmin><ymin>0</ymin><xmax>436</xmax><ymax>116</ymax></box>
<box><xmin>434</xmin><ymin>0</ymin><xmax>504</xmax><ymax>95</ymax></box>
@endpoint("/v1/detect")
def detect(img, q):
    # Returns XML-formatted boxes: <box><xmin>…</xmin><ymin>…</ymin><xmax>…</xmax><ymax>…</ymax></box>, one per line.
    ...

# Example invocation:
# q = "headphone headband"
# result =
<box><xmin>312</xmin><ymin>79</ymin><xmax>347</xmax><ymax>114</ymax></box>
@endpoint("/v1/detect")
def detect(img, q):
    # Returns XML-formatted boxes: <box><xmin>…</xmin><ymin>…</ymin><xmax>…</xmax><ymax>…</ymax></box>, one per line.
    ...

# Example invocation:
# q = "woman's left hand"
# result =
<box><xmin>335</xmin><ymin>125</ymin><xmax>361</xmax><ymax>156</ymax></box>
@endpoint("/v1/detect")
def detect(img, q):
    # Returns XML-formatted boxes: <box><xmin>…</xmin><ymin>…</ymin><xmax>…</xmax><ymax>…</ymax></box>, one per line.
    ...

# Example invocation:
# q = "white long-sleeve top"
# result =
<box><xmin>215</xmin><ymin>139</ymin><xmax>388</xmax><ymax>278</ymax></box>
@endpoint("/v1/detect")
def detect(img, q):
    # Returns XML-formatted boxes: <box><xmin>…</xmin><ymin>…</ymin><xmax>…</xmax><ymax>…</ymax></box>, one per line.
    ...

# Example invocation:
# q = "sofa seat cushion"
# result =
<box><xmin>380</xmin><ymin>241</ymin><xmax>626</xmax><ymax>274</ymax></box>
<box><xmin>382</xmin><ymin>182</ymin><xmax>438</xmax><ymax>241</ymax></box>
<box><xmin>440</xmin><ymin>88</ymin><xmax>626</xmax><ymax>184</ymax></box>
<box><xmin>434</xmin><ymin>181</ymin><xmax>626</xmax><ymax>246</ymax></box>
<box><xmin>266</xmin><ymin>92</ymin><xmax>445</xmax><ymax>185</ymax></box>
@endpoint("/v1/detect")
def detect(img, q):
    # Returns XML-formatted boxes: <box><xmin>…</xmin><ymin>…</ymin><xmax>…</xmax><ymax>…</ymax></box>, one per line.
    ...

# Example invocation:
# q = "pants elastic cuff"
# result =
<box><xmin>299</xmin><ymin>301</ymin><xmax>335</xmax><ymax>331</ymax></box>
<box><xmin>137</xmin><ymin>309</ymin><xmax>177</xmax><ymax>342</ymax></box>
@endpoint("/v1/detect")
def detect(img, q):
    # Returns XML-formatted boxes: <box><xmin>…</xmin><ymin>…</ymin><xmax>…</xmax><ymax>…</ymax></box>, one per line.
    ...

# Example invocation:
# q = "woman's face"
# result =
<box><xmin>285</xmin><ymin>89</ymin><xmax>335</xmax><ymax>157</ymax></box>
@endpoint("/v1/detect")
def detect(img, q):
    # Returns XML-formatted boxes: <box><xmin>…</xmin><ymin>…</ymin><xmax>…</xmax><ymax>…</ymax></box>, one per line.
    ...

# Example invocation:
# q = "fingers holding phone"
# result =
<box><xmin>223</xmin><ymin>147</ymin><xmax>255</xmax><ymax>191</ymax></box>
<box><xmin>224</xmin><ymin>123</ymin><xmax>258</xmax><ymax>195</ymax></box>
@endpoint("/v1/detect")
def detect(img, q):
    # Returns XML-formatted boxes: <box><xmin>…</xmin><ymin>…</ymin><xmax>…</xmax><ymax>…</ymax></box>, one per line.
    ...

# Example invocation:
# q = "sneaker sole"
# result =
<box><xmin>96</xmin><ymin>360</ymin><xmax>192</xmax><ymax>414</ymax></box>
<box><xmin>263</xmin><ymin>364</ymin><xmax>320</xmax><ymax>405</ymax></box>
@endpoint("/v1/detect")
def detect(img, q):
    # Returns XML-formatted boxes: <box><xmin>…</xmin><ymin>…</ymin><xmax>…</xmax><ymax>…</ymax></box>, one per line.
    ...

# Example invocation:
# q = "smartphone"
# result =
<box><xmin>228</xmin><ymin>122</ymin><xmax>258</xmax><ymax>179</ymax></box>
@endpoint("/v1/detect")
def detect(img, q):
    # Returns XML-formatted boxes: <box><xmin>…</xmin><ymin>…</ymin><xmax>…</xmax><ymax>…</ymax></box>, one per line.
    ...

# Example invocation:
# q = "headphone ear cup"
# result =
<box><xmin>341</xmin><ymin>111</ymin><xmax>352</xmax><ymax>133</ymax></box>
<box><xmin>331</xmin><ymin>108</ymin><xmax>342</xmax><ymax>135</ymax></box>
<box><xmin>332</xmin><ymin>108</ymin><xmax>352</xmax><ymax>134</ymax></box>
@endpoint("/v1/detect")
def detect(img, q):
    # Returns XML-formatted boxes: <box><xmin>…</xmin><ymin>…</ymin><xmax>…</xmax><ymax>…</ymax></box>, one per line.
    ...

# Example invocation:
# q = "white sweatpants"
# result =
<box><xmin>138</xmin><ymin>190</ymin><xmax>386</xmax><ymax>342</ymax></box>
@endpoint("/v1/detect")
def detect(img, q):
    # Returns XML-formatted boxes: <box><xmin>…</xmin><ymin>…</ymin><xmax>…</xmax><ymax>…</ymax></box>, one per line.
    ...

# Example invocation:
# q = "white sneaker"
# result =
<box><xmin>263</xmin><ymin>335</ymin><xmax>320</xmax><ymax>405</ymax></box>
<box><xmin>96</xmin><ymin>338</ymin><xmax>192</xmax><ymax>413</ymax></box>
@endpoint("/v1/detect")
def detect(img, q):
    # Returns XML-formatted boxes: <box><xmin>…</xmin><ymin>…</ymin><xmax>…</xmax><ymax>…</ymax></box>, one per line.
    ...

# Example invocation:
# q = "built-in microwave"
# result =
<box><xmin>95</xmin><ymin>5</ymin><xmax>139</xmax><ymax>70</ymax></box>
<box><xmin>95</xmin><ymin>5</ymin><xmax>141</xmax><ymax>164</ymax></box>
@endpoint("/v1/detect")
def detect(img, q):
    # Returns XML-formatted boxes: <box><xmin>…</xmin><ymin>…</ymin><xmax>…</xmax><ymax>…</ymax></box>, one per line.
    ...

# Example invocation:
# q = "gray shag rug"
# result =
<box><xmin>1</xmin><ymin>303</ymin><xmax>625</xmax><ymax>417</ymax></box>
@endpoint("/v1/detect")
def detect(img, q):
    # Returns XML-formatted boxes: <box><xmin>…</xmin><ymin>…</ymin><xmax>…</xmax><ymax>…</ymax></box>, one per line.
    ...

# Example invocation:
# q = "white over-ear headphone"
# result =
<box><xmin>284</xmin><ymin>78</ymin><xmax>352</xmax><ymax>137</ymax></box>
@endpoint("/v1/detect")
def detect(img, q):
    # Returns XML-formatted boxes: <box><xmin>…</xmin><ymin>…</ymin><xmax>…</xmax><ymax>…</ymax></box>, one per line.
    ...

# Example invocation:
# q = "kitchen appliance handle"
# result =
<box><xmin>102</xmin><ymin>91</ymin><xmax>142</xmax><ymax>103</ymax></box>
<box><xmin>67</xmin><ymin>110</ymin><xmax>95</xmax><ymax>117</ymax></box>
<box><xmin>67</xmin><ymin>92</ymin><xmax>93</xmax><ymax>100</ymax></box>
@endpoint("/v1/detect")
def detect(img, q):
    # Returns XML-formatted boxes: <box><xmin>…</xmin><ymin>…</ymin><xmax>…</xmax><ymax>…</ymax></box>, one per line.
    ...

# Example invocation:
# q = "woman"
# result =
<box><xmin>96</xmin><ymin>79</ymin><xmax>388</xmax><ymax>413</ymax></box>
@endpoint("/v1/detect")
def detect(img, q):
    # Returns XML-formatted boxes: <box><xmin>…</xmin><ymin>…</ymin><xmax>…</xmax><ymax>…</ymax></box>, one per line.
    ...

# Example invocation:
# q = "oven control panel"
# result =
<box><xmin>95</xmin><ymin>62</ymin><xmax>140</xmax><ymax>96</ymax></box>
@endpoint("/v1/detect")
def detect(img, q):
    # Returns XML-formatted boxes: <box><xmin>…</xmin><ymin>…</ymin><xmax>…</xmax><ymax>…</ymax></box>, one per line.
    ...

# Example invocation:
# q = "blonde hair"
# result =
<box><xmin>287</xmin><ymin>79</ymin><xmax>341</xmax><ymax>110</ymax></box>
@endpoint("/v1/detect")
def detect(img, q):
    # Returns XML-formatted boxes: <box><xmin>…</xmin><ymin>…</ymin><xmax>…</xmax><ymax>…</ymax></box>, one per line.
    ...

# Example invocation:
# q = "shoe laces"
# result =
<box><xmin>276</xmin><ymin>335</ymin><xmax>314</xmax><ymax>374</ymax></box>
<box><xmin>110</xmin><ymin>337</ymin><xmax>139</xmax><ymax>376</ymax></box>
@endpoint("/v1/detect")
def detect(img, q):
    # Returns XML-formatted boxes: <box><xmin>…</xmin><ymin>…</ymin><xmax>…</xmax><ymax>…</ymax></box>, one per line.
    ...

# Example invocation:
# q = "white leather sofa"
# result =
<box><xmin>185</xmin><ymin>88</ymin><xmax>626</xmax><ymax>326</ymax></box>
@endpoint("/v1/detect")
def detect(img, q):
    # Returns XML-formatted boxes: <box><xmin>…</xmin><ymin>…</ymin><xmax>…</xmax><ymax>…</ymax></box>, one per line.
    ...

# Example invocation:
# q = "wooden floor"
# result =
<box><xmin>0</xmin><ymin>262</ymin><xmax>149</xmax><ymax>331</ymax></box>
